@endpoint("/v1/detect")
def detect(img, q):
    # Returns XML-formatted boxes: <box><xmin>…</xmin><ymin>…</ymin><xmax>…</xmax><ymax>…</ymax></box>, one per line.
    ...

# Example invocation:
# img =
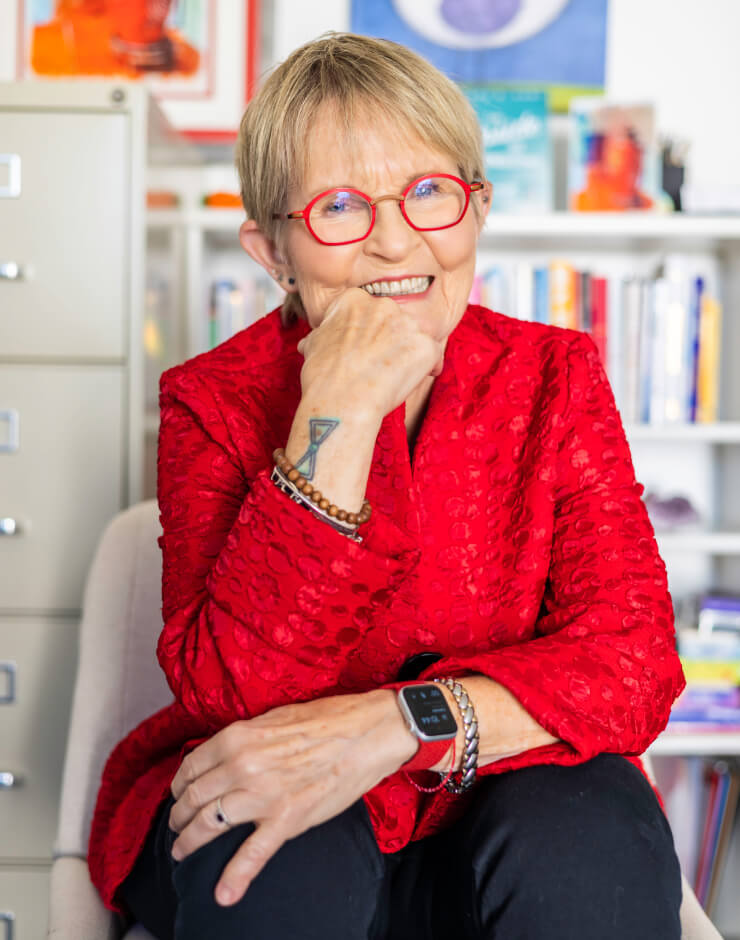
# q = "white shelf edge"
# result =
<box><xmin>655</xmin><ymin>532</ymin><xmax>740</xmax><ymax>554</ymax></box>
<box><xmin>147</xmin><ymin>208</ymin><xmax>244</xmax><ymax>230</ymax></box>
<box><xmin>147</xmin><ymin>208</ymin><xmax>740</xmax><ymax>240</ymax></box>
<box><xmin>482</xmin><ymin>212</ymin><xmax>740</xmax><ymax>240</ymax></box>
<box><xmin>649</xmin><ymin>731</ymin><xmax>740</xmax><ymax>756</ymax></box>
<box><xmin>626</xmin><ymin>422</ymin><xmax>740</xmax><ymax>443</ymax></box>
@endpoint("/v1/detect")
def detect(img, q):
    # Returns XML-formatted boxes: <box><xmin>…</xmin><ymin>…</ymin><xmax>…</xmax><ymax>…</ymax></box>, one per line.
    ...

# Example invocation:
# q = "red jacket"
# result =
<box><xmin>88</xmin><ymin>304</ymin><xmax>685</xmax><ymax>914</ymax></box>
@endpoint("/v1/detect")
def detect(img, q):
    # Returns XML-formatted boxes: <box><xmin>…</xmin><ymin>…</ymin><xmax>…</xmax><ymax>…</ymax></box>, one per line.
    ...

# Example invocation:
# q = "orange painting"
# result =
<box><xmin>25</xmin><ymin>0</ymin><xmax>201</xmax><ymax>79</ymax></box>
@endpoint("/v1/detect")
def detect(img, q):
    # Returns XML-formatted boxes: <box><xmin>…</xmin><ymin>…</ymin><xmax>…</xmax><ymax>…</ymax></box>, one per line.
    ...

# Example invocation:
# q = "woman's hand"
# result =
<box><xmin>168</xmin><ymin>689</ymin><xmax>415</xmax><ymax>907</ymax></box>
<box><xmin>296</xmin><ymin>287</ymin><xmax>444</xmax><ymax>424</ymax></box>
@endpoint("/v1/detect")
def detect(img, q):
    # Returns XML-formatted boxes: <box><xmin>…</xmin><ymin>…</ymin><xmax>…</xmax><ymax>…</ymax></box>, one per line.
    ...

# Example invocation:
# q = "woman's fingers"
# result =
<box><xmin>214</xmin><ymin>820</ymin><xmax>287</xmax><ymax>906</ymax></box>
<box><xmin>170</xmin><ymin>786</ymin><xmax>270</xmax><ymax>861</ymax></box>
<box><xmin>168</xmin><ymin>761</ymin><xmax>232</xmax><ymax>833</ymax></box>
<box><xmin>213</xmin><ymin>780</ymin><xmax>333</xmax><ymax>906</ymax></box>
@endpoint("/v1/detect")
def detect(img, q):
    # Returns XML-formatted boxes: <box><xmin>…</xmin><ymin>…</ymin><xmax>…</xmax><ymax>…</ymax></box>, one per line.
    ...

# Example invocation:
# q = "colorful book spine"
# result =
<box><xmin>697</xmin><ymin>294</ymin><xmax>722</xmax><ymax>423</ymax></box>
<box><xmin>533</xmin><ymin>267</ymin><xmax>549</xmax><ymax>324</ymax></box>
<box><xmin>549</xmin><ymin>261</ymin><xmax>577</xmax><ymax>329</ymax></box>
<box><xmin>687</xmin><ymin>277</ymin><xmax>705</xmax><ymax>421</ymax></box>
<box><xmin>579</xmin><ymin>271</ymin><xmax>592</xmax><ymax>334</ymax></box>
<box><xmin>638</xmin><ymin>280</ymin><xmax>653</xmax><ymax>423</ymax></box>
<box><xmin>590</xmin><ymin>276</ymin><xmax>608</xmax><ymax>369</ymax></box>
<box><xmin>621</xmin><ymin>278</ymin><xmax>643</xmax><ymax>424</ymax></box>
<box><xmin>514</xmin><ymin>263</ymin><xmax>534</xmax><ymax>321</ymax></box>
<box><xmin>663</xmin><ymin>277</ymin><xmax>689</xmax><ymax>423</ymax></box>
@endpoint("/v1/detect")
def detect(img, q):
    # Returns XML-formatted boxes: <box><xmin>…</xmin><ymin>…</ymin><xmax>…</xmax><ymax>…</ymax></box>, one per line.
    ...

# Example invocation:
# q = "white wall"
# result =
<box><xmin>269</xmin><ymin>0</ymin><xmax>739</xmax><ymax>190</ymax></box>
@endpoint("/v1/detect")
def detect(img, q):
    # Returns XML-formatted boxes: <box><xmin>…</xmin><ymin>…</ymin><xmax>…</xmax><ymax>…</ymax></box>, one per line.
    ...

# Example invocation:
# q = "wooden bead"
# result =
<box><xmin>301</xmin><ymin>482</ymin><xmax>313</xmax><ymax>496</ymax></box>
<box><xmin>319</xmin><ymin>498</ymin><xmax>330</xmax><ymax>511</ymax></box>
<box><xmin>348</xmin><ymin>513</ymin><xmax>359</xmax><ymax>526</ymax></box>
<box><xmin>295</xmin><ymin>476</ymin><xmax>306</xmax><ymax>488</ymax></box>
<box><xmin>287</xmin><ymin>469</ymin><xmax>300</xmax><ymax>482</ymax></box>
<box><xmin>328</xmin><ymin>504</ymin><xmax>338</xmax><ymax>517</ymax></box>
<box><xmin>337</xmin><ymin>509</ymin><xmax>348</xmax><ymax>521</ymax></box>
<box><xmin>311</xmin><ymin>490</ymin><xmax>322</xmax><ymax>503</ymax></box>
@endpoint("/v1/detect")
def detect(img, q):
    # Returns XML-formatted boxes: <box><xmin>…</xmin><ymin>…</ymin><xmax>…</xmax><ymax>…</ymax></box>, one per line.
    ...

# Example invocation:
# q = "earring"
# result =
<box><xmin>288</xmin><ymin>277</ymin><xmax>296</xmax><ymax>285</ymax></box>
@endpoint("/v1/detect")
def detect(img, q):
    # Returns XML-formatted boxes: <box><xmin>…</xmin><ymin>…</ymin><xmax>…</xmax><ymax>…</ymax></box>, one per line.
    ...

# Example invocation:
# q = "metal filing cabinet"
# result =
<box><xmin>0</xmin><ymin>81</ymin><xmax>167</xmax><ymax>937</ymax></box>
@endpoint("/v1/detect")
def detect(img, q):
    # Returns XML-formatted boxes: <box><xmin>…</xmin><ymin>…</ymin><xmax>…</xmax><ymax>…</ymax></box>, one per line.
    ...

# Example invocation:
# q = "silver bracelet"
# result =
<box><xmin>270</xmin><ymin>466</ymin><xmax>363</xmax><ymax>543</ymax></box>
<box><xmin>433</xmin><ymin>677</ymin><xmax>479</xmax><ymax>793</ymax></box>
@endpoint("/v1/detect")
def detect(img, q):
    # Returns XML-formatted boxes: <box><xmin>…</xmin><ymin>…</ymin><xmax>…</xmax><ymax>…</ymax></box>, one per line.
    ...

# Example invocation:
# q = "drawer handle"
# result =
<box><xmin>0</xmin><ymin>153</ymin><xmax>21</xmax><ymax>198</ymax></box>
<box><xmin>0</xmin><ymin>771</ymin><xmax>24</xmax><ymax>789</ymax></box>
<box><xmin>0</xmin><ymin>912</ymin><xmax>15</xmax><ymax>940</ymax></box>
<box><xmin>0</xmin><ymin>263</ymin><xmax>25</xmax><ymax>281</ymax></box>
<box><xmin>0</xmin><ymin>410</ymin><xmax>20</xmax><ymax>454</ymax></box>
<box><xmin>0</xmin><ymin>663</ymin><xmax>16</xmax><ymax>704</ymax></box>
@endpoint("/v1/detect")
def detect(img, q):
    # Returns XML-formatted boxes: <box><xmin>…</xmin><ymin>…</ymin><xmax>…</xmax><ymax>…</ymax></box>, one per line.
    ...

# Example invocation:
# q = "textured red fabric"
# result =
<box><xmin>87</xmin><ymin>304</ymin><xmax>685</xmax><ymax>914</ymax></box>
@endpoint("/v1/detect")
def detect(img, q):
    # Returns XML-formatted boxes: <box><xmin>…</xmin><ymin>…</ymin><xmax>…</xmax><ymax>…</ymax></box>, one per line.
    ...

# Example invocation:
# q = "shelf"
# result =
<box><xmin>147</xmin><ymin>208</ymin><xmax>740</xmax><ymax>243</ymax></box>
<box><xmin>483</xmin><ymin>213</ymin><xmax>740</xmax><ymax>240</ymax></box>
<box><xmin>147</xmin><ymin>208</ymin><xmax>243</xmax><ymax>230</ymax></box>
<box><xmin>649</xmin><ymin>731</ymin><xmax>740</xmax><ymax>756</ymax></box>
<box><xmin>626</xmin><ymin>423</ymin><xmax>740</xmax><ymax>443</ymax></box>
<box><xmin>655</xmin><ymin>531</ymin><xmax>740</xmax><ymax>554</ymax></box>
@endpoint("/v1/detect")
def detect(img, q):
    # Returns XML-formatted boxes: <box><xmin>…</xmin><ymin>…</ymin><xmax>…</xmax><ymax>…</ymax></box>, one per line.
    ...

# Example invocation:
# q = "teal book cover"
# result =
<box><xmin>464</xmin><ymin>87</ymin><xmax>552</xmax><ymax>214</ymax></box>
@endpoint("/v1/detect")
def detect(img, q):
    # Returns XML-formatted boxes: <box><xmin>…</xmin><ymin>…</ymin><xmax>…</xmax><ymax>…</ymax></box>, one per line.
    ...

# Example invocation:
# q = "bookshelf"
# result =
<box><xmin>143</xmin><ymin>187</ymin><xmax>740</xmax><ymax>934</ymax></box>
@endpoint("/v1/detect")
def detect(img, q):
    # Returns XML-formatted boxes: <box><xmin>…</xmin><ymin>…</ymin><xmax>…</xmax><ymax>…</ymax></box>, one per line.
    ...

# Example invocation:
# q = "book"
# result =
<box><xmin>533</xmin><ymin>267</ymin><xmax>549</xmax><ymax>324</ymax></box>
<box><xmin>687</xmin><ymin>277</ymin><xmax>705</xmax><ymax>422</ymax></box>
<box><xmin>590</xmin><ymin>276</ymin><xmax>608</xmax><ymax>368</ymax></box>
<box><xmin>649</xmin><ymin>278</ymin><xmax>670</xmax><ymax>423</ymax></box>
<box><xmin>706</xmin><ymin>768</ymin><xmax>740</xmax><ymax>915</ymax></box>
<box><xmin>568</xmin><ymin>99</ymin><xmax>662</xmax><ymax>212</ymax></box>
<box><xmin>549</xmin><ymin>261</ymin><xmax>577</xmax><ymax>329</ymax></box>
<box><xmin>662</xmin><ymin>273</ymin><xmax>690</xmax><ymax>423</ymax></box>
<box><xmin>514</xmin><ymin>263</ymin><xmax>534</xmax><ymax>322</ymax></box>
<box><xmin>621</xmin><ymin>277</ymin><xmax>643</xmax><ymax>424</ymax></box>
<box><xmin>464</xmin><ymin>87</ymin><xmax>552</xmax><ymax>214</ymax></box>
<box><xmin>696</xmin><ymin>293</ymin><xmax>722</xmax><ymax>423</ymax></box>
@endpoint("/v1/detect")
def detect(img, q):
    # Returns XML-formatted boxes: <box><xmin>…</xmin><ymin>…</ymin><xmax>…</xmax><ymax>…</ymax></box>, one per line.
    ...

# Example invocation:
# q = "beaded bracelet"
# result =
<box><xmin>273</xmin><ymin>448</ymin><xmax>372</xmax><ymax>526</ymax></box>
<box><xmin>271</xmin><ymin>450</ymin><xmax>372</xmax><ymax>542</ymax></box>
<box><xmin>432</xmin><ymin>678</ymin><xmax>480</xmax><ymax>793</ymax></box>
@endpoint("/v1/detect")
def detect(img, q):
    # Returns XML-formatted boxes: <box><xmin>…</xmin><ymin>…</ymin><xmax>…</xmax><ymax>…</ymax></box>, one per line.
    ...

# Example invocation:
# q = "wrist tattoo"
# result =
<box><xmin>294</xmin><ymin>418</ymin><xmax>339</xmax><ymax>480</ymax></box>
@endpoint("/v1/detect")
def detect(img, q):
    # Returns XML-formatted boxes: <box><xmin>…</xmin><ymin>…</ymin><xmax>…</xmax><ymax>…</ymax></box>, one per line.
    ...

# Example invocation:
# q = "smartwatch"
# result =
<box><xmin>397</xmin><ymin>684</ymin><xmax>458</xmax><ymax>771</ymax></box>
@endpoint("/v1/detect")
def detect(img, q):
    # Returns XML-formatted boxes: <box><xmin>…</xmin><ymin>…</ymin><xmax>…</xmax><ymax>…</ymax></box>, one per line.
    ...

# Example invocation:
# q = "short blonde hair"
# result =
<box><xmin>235</xmin><ymin>32</ymin><xmax>485</xmax><ymax>322</ymax></box>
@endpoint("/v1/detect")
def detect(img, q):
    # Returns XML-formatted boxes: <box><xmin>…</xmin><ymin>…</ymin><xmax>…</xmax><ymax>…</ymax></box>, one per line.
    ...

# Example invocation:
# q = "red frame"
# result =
<box><xmin>185</xmin><ymin>1</ymin><xmax>260</xmax><ymax>142</ymax></box>
<box><xmin>275</xmin><ymin>174</ymin><xmax>485</xmax><ymax>246</ymax></box>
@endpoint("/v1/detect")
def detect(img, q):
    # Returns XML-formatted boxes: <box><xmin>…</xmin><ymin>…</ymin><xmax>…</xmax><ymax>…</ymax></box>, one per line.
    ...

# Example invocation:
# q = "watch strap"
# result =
<box><xmin>403</xmin><ymin>735</ymin><xmax>453</xmax><ymax>772</ymax></box>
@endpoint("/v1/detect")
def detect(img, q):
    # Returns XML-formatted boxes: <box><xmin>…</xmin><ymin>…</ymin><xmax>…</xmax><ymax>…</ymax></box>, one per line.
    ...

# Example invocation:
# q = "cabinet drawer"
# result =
<box><xmin>0</xmin><ymin>618</ymin><xmax>77</xmax><ymax>861</ymax></box>
<box><xmin>0</xmin><ymin>365</ymin><xmax>124</xmax><ymax>612</ymax></box>
<box><xmin>0</xmin><ymin>110</ymin><xmax>128</xmax><ymax>359</ymax></box>
<box><xmin>0</xmin><ymin>867</ymin><xmax>50</xmax><ymax>940</ymax></box>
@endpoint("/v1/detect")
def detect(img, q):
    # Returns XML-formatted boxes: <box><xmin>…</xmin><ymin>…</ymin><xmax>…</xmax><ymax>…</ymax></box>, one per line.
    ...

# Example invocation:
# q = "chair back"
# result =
<box><xmin>53</xmin><ymin>500</ymin><xmax>172</xmax><ymax>859</ymax></box>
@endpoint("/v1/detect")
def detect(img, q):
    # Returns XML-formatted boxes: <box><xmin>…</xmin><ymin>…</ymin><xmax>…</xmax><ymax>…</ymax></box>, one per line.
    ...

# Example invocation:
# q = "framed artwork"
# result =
<box><xmin>351</xmin><ymin>0</ymin><xmax>608</xmax><ymax>111</ymax></box>
<box><xmin>12</xmin><ymin>0</ymin><xmax>259</xmax><ymax>139</ymax></box>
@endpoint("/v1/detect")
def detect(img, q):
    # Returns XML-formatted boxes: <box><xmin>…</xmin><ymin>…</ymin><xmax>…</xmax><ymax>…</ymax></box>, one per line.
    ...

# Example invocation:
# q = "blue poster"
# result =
<box><xmin>350</xmin><ymin>0</ymin><xmax>607</xmax><ymax>89</ymax></box>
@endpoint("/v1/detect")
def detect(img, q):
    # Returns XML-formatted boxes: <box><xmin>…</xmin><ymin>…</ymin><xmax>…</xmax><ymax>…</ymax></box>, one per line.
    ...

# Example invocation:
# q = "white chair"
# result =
<box><xmin>47</xmin><ymin>500</ymin><xmax>723</xmax><ymax>939</ymax></box>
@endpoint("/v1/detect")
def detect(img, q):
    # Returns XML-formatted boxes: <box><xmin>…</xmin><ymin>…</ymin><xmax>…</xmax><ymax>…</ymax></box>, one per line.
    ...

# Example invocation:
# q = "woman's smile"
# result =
<box><xmin>359</xmin><ymin>275</ymin><xmax>434</xmax><ymax>300</ymax></box>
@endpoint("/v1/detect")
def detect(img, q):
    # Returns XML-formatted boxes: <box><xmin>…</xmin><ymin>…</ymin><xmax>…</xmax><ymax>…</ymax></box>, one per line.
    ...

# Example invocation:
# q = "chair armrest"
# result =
<box><xmin>679</xmin><ymin>873</ymin><xmax>724</xmax><ymax>940</ymax></box>
<box><xmin>47</xmin><ymin>857</ymin><xmax>120</xmax><ymax>940</ymax></box>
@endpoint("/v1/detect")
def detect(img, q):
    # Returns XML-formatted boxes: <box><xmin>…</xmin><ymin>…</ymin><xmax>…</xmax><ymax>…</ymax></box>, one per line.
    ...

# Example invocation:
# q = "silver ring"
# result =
<box><xmin>215</xmin><ymin>795</ymin><xmax>233</xmax><ymax>828</ymax></box>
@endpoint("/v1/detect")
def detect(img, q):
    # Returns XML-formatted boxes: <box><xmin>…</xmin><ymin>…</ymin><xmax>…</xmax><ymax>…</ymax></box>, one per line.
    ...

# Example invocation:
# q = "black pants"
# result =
<box><xmin>119</xmin><ymin>754</ymin><xmax>682</xmax><ymax>940</ymax></box>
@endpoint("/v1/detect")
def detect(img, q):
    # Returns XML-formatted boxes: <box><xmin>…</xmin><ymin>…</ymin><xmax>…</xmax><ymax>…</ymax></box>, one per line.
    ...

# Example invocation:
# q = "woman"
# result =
<box><xmin>89</xmin><ymin>32</ymin><xmax>685</xmax><ymax>940</ymax></box>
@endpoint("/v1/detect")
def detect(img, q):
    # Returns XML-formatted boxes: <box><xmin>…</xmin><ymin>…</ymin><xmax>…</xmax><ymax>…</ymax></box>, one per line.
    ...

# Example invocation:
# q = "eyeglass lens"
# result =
<box><xmin>308</xmin><ymin>176</ymin><xmax>468</xmax><ymax>244</ymax></box>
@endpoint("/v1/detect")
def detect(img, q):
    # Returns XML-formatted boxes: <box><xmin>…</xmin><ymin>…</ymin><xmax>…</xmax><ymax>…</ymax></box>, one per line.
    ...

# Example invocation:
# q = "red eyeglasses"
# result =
<box><xmin>272</xmin><ymin>173</ymin><xmax>485</xmax><ymax>246</ymax></box>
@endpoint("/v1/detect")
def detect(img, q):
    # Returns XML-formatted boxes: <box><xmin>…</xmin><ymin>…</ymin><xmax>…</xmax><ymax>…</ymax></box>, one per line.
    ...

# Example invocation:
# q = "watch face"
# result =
<box><xmin>401</xmin><ymin>685</ymin><xmax>458</xmax><ymax>738</ymax></box>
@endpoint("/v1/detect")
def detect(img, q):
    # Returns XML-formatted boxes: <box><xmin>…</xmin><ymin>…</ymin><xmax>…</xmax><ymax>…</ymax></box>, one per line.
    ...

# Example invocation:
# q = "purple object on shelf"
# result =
<box><xmin>440</xmin><ymin>0</ymin><xmax>521</xmax><ymax>34</ymax></box>
<box><xmin>644</xmin><ymin>492</ymin><xmax>701</xmax><ymax>531</ymax></box>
